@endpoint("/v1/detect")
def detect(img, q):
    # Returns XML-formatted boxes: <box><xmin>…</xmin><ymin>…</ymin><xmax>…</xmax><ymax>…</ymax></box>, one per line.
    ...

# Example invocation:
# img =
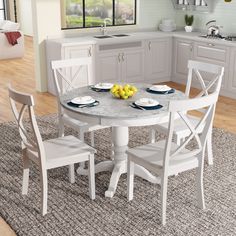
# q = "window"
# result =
<box><xmin>0</xmin><ymin>0</ymin><xmax>6</xmax><ymax>21</ymax></box>
<box><xmin>61</xmin><ymin>0</ymin><xmax>136</xmax><ymax>29</ymax></box>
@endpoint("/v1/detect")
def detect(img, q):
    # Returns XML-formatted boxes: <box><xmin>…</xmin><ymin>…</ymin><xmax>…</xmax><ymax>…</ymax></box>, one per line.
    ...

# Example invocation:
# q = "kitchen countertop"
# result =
<box><xmin>47</xmin><ymin>30</ymin><xmax>236</xmax><ymax>47</ymax></box>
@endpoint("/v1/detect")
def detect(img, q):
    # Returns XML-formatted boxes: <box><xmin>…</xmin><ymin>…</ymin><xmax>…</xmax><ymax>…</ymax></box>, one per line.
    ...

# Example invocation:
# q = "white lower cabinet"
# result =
<box><xmin>145</xmin><ymin>38</ymin><xmax>172</xmax><ymax>82</ymax></box>
<box><xmin>173</xmin><ymin>38</ymin><xmax>193</xmax><ymax>83</ymax></box>
<box><xmin>95</xmin><ymin>45</ymin><xmax>144</xmax><ymax>83</ymax></box>
<box><xmin>46</xmin><ymin>41</ymin><xmax>95</xmax><ymax>95</ymax></box>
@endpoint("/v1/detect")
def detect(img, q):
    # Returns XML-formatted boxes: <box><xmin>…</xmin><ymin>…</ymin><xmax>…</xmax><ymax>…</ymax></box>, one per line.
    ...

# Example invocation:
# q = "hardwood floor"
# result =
<box><xmin>0</xmin><ymin>36</ymin><xmax>235</xmax><ymax>236</ymax></box>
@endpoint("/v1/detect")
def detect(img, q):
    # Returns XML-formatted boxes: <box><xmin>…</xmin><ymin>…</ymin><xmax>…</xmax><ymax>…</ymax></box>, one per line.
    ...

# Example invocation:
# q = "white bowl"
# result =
<box><xmin>71</xmin><ymin>96</ymin><xmax>95</xmax><ymax>105</ymax></box>
<box><xmin>135</xmin><ymin>98</ymin><xmax>159</xmax><ymax>107</ymax></box>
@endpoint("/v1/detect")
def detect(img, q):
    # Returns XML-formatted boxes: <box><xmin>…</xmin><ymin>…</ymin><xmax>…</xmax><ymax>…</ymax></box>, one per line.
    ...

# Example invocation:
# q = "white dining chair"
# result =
<box><xmin>51</xmin><ymin>57</ymin><xmax>110</xmax><ymax>172</ymax></box>
<box><xmin>127</xmin><ymin>91</ymin><xmax>219</xmax><ymax>225</ymax></box>
<box><xmin>8</xmin><ymin>85</ymin><xmax>96</xmax><ymax>215</ymax></box>
<box><xmin>151</xmin><ymin>60</ymin><xmax>224</xmax><ymax>165</ymax></box>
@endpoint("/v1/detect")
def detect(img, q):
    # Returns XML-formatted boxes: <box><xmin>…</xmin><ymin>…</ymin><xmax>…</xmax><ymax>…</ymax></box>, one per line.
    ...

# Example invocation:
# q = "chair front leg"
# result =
<box><xmin>150</xmin><ymin>129</ymin><xmax>156</xmax><ymax>143</ymax></box>
<box><xmin>58</xmin><ymin>116</ymin><xmax>65</xmax><ymax>137</ymax></box>
<box><xmin>127</xmin><ymin>158</ymin><xmax>134</xmax><ymax>201</ymax></box>
<box><xmin>88</xmin><ymin>154</ymin><xmax>95</xmax><ymax>200</ymax></box>
<box><xmin>40</xmin><ymin>169</ymin><xmax>48</xmax><ymax>216</ymax></box>
<box><xmin>161</xmin><ymin>174</ymin><xmax>168</xmax><ymax>226</ymax></box>
<box><xmin>22</xmin><ymin>149</ymin><xmax>30</xmax><ymax>195</ymax></box>
<box><xmin>196</xmin><ymin>153</ymin><xmax>206</xmax><ymax>210</ymax></box>
<box><xmin>206</xmin><ymin>130</ymin><xmax>213</xmax><ymax>165</ymax></box>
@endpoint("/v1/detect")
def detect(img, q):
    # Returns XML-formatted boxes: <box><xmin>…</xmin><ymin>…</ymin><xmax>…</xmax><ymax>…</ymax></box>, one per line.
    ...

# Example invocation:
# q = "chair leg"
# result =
<box><xmin>161</xmin><ymin>175</ymin><xmax>168</xmax><ymax>226</ymax></box>
<box><xmin>79</xmin><ymin>129</ymin><xmax>86</xmax><ymax>169</ymax></box>
<box><xmin>88</xmin><ymin>154</ymin><xmax>95</xmax><ymax>200</ymax></box>
<box><xmin>22</xmin><ymin>150</ymin><xmax>30</xmax><ymax>195</ymax></box>
<box><xmin>127</xmin><ymin>159</ymin><xmax>134</xmax><ymax>201</ymax></box>
<box><xmin>58</xmin><ymin>117</ymin><xmax>65</xmax><ymax>137</ymax></box>
<box><xmin>206</xmin><ymin>132</ymin><xmax>213</xmax><ymax>166</ymax></box>
<box><xmin>40</xmin><ymin>169</ymin><xmax>48</xmax><ymax>216</ymax></box>
<box><xmin>150</xmin><ymin>129</ymin><xmax>156</xmax><ymax>143</ymax></box>
<box><xmin>90</xmin><ymin>131</ymin><xmax>95</xmax><ymax>147</ymax></box>
<box><xmin>196</xmin><ymin>153</ymin><xmax>206</xmax><ymax>210</ymax></box>
<box><xmin>68</xmin><ymin>164</ymin><xmax>75</xmax><ymax>184</ymax></box>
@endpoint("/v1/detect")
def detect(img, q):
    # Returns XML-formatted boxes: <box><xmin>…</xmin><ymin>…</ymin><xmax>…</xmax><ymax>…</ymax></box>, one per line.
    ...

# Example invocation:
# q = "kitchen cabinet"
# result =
<box><xmin>95</xmin><ymin>41</ymin><xmax>144</xmax><ymax>83</ymax></box>
<box><xmin>145</xmin><ymin>38</ymin><xmax>172</xmax><ymax>83</ymax></box>
<box><xmin>46</xmin><ymin>40</ymin><xmax>95</xmax><ymax>95</ymax></box>
<box><xmin>193</xmin><ymin>41</ymin><xmax>230</xmax><ymax>89</ymax></box>
<box><xmin>173</xmin><ymin>38</ymin><xmax>193</xmax><ymax>84</ymax></box>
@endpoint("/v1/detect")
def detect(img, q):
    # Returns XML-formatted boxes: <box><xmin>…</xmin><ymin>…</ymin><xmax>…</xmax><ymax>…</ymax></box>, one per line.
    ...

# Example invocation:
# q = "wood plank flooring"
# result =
<box><xmin>0</xmin><ymin>36</ymin><xmax>235</xmax><ymax>236</ymax></box>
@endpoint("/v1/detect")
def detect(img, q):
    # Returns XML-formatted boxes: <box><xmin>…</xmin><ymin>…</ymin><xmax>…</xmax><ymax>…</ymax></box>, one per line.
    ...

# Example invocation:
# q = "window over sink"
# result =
<box><xmin>61</xmin><ymin>0</ymin><xmax>136</xmax><ymax>29</ymax></box>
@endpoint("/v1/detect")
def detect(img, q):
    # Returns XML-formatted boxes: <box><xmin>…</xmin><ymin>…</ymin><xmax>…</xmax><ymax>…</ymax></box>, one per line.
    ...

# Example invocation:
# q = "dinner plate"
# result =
<box><xmin>149</xmin><ymin>85</ymin><xmax>172</xmax><ymax>92</ymax></box>
<box><xmin>135</xmin><ymin>98</ymin><xmax>159</xmax><ymax>107</ymax></box>
<box><xmin>93</xmin><ymin>83</ymin><xmax>113</xmax><ymax>90</ymax></box>
<box><xmin>70</xmin><ymin>96</ymin><xmax>95</xmax><ymax>105</ymax></box>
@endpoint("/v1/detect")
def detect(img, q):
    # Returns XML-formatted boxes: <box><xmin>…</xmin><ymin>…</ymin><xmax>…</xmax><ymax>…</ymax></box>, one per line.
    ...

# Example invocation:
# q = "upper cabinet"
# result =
<box><xmin>172</xmin><ymin>0</ymin><xmax>214</xmax><ymax>12</ymax></box>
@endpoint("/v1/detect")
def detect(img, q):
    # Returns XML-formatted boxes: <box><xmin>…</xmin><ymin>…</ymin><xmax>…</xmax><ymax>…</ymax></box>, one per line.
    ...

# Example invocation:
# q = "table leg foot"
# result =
<box><xmin>105</xmin><ymin>161</ymin><xmax>126</xmax><ymax>198</ymax></box>
<box><xmin>134</xmin><ymin>164</ymin><xmax>161</xmax><ymax>184</ymax></box>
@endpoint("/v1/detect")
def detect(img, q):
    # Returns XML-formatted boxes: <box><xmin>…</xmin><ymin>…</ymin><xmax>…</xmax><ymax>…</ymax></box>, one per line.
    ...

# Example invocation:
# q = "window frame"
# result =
<box><xmin>61</xmin><ymin>0</ymin><xmax>137</xmax><ymax>30</ymax></box>
<box><xmin>0</xmin><ymin>0</ymin><xmax>6</xmax><ymax>20</ymax></box>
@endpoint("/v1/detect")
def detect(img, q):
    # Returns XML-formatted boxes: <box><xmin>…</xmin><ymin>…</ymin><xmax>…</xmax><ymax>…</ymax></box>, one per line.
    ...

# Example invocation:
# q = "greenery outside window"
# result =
<box><xmin>61</xmin><ymin>0</ymin><xmax>136</xmax><ymax>29</ymax></box>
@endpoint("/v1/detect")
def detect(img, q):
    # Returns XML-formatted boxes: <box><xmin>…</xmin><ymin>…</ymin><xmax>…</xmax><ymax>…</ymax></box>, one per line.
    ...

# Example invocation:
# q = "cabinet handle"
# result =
<box><xmin>88</xmin><ymin>47</ymin><xmax>92</xmax><ymax>57</ymax></box>
<box><xmin>207</xmin><ymin>43</ymin><xmax>215</xmax><ymax>47</ymax></box>
<box><xmin>118</xmin><ymin>53</ymin><xmax>121</xmax><ymax>62</ymax></box>
<box><xmin>122</xmin><ymin>53</ymin><xmax>125</xmax><ymax>62</ymax></box>
<box><xmin>148</xmin><ymin>42</ymin><xmax>151</xmax><ymax>50</ymax></box>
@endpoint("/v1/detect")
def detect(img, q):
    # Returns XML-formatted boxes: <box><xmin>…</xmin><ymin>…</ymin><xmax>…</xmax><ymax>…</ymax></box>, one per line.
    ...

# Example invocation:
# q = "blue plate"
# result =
<box><xmin>146</xmin><ymin>88</ymin><xmax>175</xmax><ymax>95</ymax></box>
<box><xmin>67</xmin><ymin>100</ymin><xmax>99</xmax><ymax>108</ymax></box>
<box><xmin>131</xmin><ymin>102</ymin><xmax>163</xmax><ymax>110</ymax></box>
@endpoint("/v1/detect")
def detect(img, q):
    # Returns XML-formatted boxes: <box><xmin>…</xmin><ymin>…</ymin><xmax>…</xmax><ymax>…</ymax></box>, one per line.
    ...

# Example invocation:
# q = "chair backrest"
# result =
<box><xmin>185</xmin><ymin>60</ymin><xmax>224</xmax><ymax>98</ymax></box>
<box><xmin>8</xmin><ymin>85</ymin><xmax>46</xmax><ymax>166</ymax></box>
<box><xmin>163</xmin><ymin>92</ymin><xmax>219</xmax><ymax>171</ymax></box>
<box><xmin>51</xmin><ymin>57</ymin><xmax>93</xmax><ymax>96</ymax></box>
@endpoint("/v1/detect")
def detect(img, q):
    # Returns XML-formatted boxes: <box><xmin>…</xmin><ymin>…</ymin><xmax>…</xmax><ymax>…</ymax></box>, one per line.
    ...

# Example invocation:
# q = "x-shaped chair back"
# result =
<box><xmin>8</xmin><ymin>85</ymin><xmax>46</xmax><ymax>168</ymax></box>
<box><xmin>164</xmin><ymin>92</ymin><xmax>219</xmax><ymax>168</ymax></box>
<box><xmin>185</xmin><ymin>60</ymin><xmax>224</xmax><ymax>99</ymax></box>
<box><xmin>51</xmin><ymin>57</ymin><xmax>93</xmax><ymax>96</ymax></box>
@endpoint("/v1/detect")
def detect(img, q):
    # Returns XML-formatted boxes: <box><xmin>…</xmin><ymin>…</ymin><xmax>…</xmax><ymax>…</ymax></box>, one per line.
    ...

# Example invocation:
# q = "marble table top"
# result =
<box><xmin>60</xmin><ymin>83</ymin><xmax>186</xmax><ymax>120</ymax></box>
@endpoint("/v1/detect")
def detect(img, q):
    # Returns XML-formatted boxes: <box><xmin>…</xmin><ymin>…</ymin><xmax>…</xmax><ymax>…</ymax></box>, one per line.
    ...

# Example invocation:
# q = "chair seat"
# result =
<box><xmin>62</xmin><ymin>113</ymin><xmax>108</xmax><ymax>132</ymax></box>
<box><xmin>127</xmin><ymin>140</ymin><xmax>199</xmax><ymax>176</ymax></box>
<box><xmin>28</xmin><ymin>136</ymin><xmax>95</xmax><ymax>169</ymax></box>
<box><xmin>155</xmin><ymin>115</ymin><xmax>204</xmax><ymax>138</ymax></box>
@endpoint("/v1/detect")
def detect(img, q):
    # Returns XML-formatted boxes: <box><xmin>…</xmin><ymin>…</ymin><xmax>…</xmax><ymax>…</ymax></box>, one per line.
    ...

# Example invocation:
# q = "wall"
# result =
<box><xmin>18</xmin><ymin>0</ymin><xmax>33</xmax><ymax>36</ymax></box>
<box><xmin>175</xmin><ymin>1</ymin><xmax>236</xmax><ymax>34</ymax></box>
<box><xmin>32</xmin><ymin>0</ymin><xmax>175</xmax><ymax>92</ymax></box>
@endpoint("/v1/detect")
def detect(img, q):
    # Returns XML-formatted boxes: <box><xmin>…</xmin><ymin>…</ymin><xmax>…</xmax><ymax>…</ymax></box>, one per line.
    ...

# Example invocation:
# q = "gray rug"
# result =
<box><xmin>0</xmin><ymin>114</ymin><xmax>236</xmax><ymax>236</ymax></box>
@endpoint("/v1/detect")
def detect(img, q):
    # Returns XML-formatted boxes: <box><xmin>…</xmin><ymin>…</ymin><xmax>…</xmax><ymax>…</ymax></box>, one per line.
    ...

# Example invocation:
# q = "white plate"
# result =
<box><xmin>135</xmin><ymin>98</ymin><xmax>159</xmax><ymax>107</ymax></box>
<box><xmin>94</xmin><ymin>83</ymin><xmax>113</xmax><ymax>89</ymax></box>
<box><xmin>71</xmin><ymin>96</ymin><xmax>95</xmax><ymax>105</ymax></box>
<box><xmin>149</xmin><ymin>85</ymin><xmax>172</xmax><ymax>92</ymax></box>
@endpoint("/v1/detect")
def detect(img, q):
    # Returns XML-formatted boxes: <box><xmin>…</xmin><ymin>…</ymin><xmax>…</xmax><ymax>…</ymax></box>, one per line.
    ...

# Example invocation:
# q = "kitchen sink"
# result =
<box><xmin>112</xmin><ymin>34</ymin><xmax>130</xmax><ymax>37</ymax></box>
<box><xmin>94</xmin><ymin>35</ymin><xmax>113</xmax><ymax>39</ymax></box>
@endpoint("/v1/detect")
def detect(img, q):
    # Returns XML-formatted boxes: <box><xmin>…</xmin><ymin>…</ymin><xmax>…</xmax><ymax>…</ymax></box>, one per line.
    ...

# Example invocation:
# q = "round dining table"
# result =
<box><xmin>60</xmin><ymin>83</ymin><xmax>185</xmax><ymax>198</ymax></box>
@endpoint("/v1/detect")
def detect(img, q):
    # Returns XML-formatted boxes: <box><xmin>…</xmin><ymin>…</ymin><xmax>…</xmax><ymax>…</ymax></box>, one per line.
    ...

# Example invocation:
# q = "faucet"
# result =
<box><xmin>100</xmin><ymin>18</ymin><xmax>112</xmax><ymax>35</ymax></box>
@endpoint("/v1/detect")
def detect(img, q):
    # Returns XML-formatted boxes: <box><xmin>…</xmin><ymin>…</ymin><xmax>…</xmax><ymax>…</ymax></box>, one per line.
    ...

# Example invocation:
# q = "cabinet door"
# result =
<box><xmin>96</xmin><ymin>51</ymin><xmax>121</xmax><ymax>83</ymax></box>
<box><xmin>122</xmin><ymin>49</ymin><xmax>144</xmax><ymax>83</ymax></box>
<box><xmin>63</xmin><ymin>45</ymin><xmax>92</xmax><ymax>58</ymax></box>
<box><xmin>145</xmin><ymin>38</ymin><xmax>172</xmax><ymax>81</ymax></box>
<box><xmin>173</xmin><ymin>38</ymin><xmax>193</xmax><ymax>81</ymax></box>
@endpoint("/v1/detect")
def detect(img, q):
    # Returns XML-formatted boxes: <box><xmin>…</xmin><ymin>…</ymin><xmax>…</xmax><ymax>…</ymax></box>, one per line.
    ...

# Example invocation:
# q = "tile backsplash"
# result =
<box><xmin>175</xmin><ymin>1</ymin><xmax>236</xmax><ymax>34</ymax></box>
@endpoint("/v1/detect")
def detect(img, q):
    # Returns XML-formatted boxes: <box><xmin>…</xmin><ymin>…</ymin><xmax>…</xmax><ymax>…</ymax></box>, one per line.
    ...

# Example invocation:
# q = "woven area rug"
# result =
<box><xmin>0</xmin><ymin>114</ymin><xmax>236</xmax><ymax>236</ymax></box>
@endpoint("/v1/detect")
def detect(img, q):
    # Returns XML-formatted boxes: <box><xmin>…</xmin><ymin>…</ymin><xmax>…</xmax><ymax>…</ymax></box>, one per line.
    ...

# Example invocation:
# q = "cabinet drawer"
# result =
<box><xmin>194</xmin><ymin>42</ymin><xmax>227</xmax><ymax>62</ymax></box>
<box><xmin>62</xmin><ymin>45</ymin><xmax>93</xmax><ymax>58</ymax></box>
